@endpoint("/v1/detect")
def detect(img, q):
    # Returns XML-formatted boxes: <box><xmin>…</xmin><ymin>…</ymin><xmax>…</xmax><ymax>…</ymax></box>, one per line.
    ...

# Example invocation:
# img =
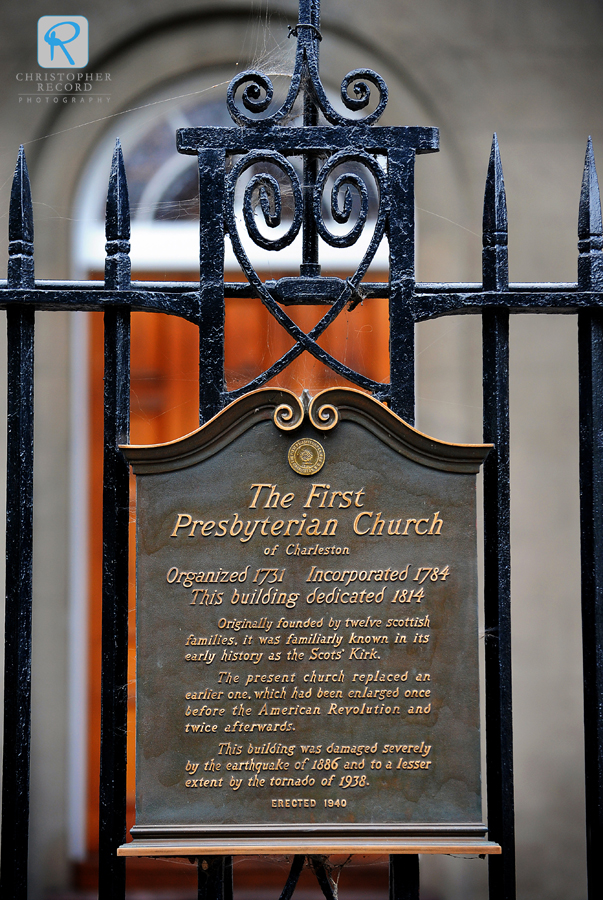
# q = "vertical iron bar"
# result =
<box><xmin>310</xmin><ymin>857</ymin><xmax>336</xmax><ymax>900</ymax></box>
<box><xmin>198</xmin><ymin>148</ymin><xmax>225</xmax><ymax>422</ymax></box>
<box><xmin>279</xmin><ymin>855</ymin><xmax>306</xmax><ymax>900</ymax></box>
<box><xmin>389</xmin><ymin>854</ymin><xmax>420</xmax><ymax>900</ymax></box>
<box><xmin>388</xmin><ymin>142</ymin><xmax>419</xmax><ymax>891</ymax></box>
<box><xmin>388</xmin><ymin>147</ymin><xmax>417</xmax><ymax>421</ymax></box>
<box><xmin>198</xmin><ymin>856</ymin><xmax>229</xmax><ymax>900</ymax></box>
<box><xmin>577</xmin><ymin>137</ymin><xmax>603</xmax><ymax>900</ymax></box>
<box><xmin>0</xmin><ymin>146</ymin><xmax>35</xmax><ymax>900</ymax></box>
<box><xmin>300</xmin><ymin>0</ymin><xmax>320</xmax><ymax>277</ymax></box>
<box><xmin>482</xmin><ymin>135</ymin><xmax>515</xmax><ymax>900</ymax></box>
<box><xmin>224</xmin><ymin>855</ymin><xmax>233</xmax><ymax>900</ymax></box>
<box><xmin>197</xmin><ymin>136</ymin><xmax>228</xmax><ymax>900</ymax></box>
<box><xmin>99</xmin><ymin>139</ymin><xmax>131</xmax><ymax>900</ymax></box>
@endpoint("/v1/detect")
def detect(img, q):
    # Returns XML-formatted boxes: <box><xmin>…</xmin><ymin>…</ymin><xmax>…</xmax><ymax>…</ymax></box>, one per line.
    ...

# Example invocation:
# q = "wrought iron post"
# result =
<box><xmin>577</xmin><ymin>137</ymin><xmax>603</xmax><ymax>900</ymax></box>
<box><xmin>198</xmin><ymin>148</ymin><xmax>226</xmax><ymax>422</ymax></box>
<box><xmin>481</xmin><ymin>136</ymin><xmax>516</xmax><ymax>900</ymax></box>
<box><xmin>1</xmin><ymin>145</ymin><xmax>35</xmax><ymax>900</ymax></box>
<box><xmin>99</xmin><ymin>139</ymin><xmax>131</xmax><ymax>898</ymax></box>
<box><xmin>198</xmin><ymin>856</ymin><xmax>232</xmax><ymax>900</ymax></box>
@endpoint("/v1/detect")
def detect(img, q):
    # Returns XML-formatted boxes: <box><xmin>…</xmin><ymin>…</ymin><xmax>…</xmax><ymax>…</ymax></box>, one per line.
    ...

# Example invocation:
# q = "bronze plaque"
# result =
<box><xmin>121</xmin><ymin>388</ymin><xmax>495</xmax><ymax>854</ymax></box>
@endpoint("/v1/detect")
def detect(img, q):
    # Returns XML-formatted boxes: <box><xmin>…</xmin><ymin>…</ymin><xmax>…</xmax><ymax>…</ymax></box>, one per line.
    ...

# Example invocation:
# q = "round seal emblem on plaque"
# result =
<box><xmin>288</xmin><ymin>438</ymin><xmax>325</xmax><ymax>475</ymax></box>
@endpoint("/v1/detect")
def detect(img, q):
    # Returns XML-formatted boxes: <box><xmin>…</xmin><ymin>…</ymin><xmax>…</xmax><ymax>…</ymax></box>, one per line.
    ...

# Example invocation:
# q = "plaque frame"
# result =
<box><xmin>119</xmin><ymin>387</ymin><xmax>499</xmax><ymax>856</ymax></box>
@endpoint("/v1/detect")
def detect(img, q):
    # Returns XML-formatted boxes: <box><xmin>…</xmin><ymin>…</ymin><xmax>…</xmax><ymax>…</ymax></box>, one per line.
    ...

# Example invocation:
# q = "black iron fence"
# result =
<box><xmin>1</xmin><ymin>1</ymin><xmax>602</xmax><ymax>899</ymax></box>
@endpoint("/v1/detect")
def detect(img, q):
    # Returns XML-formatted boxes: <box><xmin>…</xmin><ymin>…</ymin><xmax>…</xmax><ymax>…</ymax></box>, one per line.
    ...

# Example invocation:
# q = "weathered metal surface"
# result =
<box><xmin>99</xmin><ymin>139</ymin><xmax>131</xmax><ymax>899</ymax></box>
<box><xmin>122</xmin><ymin>389</ymin><xmax>491</xmax><ymax>848</ymax></box>
<box><xmin>1</xmin><ymin>146</ymin><xmax>35</xmax><ymax>900</ymax></box>
<box><xmin>577</xmin><ymin>138</ymin><xmax>603</xmax><ymax>900</ymax></box>
<box><xmin>482</xmin><ymin>137</ymin><xmax>515</xmax><ymax>900</ymax></box>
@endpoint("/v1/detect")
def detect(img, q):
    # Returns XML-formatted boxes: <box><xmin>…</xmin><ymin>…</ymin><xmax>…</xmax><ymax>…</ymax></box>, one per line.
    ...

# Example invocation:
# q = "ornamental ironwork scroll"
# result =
<box><xmin>176</xmin><ymin>0</ymin><xmax>438</xmax><ymax>419</ymax></box>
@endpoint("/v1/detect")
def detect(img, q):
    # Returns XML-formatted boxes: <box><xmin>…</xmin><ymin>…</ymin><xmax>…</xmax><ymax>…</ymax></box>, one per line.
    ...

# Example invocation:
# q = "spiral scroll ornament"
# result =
<box><xmin>230</xmin><ymin>152</ymin><xmax>303</xmax><ymax>252</ymax></box>
<box><xmin>318</xmin><ymin>172</ymin><xmax>369</xmax><ymax>248</ymax></box>
<box><xmin>313</xmin><ymin>151</ymin><xmax>389</xmax><ymax>273</ymax></box>
<box><xmin>339</xmin><ymin>69</ymin><xmax>389</xmax><ymax>120</ymax></box>
<box><xmin>226</xmin><ymin>69</ymin><xmax>301</xmax><ymax>127</ymax></box>
<box><xmin>225</xmin><ymin>13</ymin><xmax>388</xmax><ymax>127</ymax></box>
<box><xmin>308</xmin><ymin>399</ymin><xmax>339</xmax><ymax>431</ymax></box>
<box><xmin>228</xmin><ymin>72</ymin><xmax>274</xmax><ymax>117</ymax></box>
<box><xmin>224</xmin><ymin>148</ymin><xmax>390</xmax><ymax>403</ymax></box>
<box><xmin>221</xmin><ymin>2</ymin><xmax>392</xmax><ymax>404</ymax></box>
<box><xmin>273</xmin><ymin>396</ymin><xmax>305</xmax><ymax>432</ymax></box>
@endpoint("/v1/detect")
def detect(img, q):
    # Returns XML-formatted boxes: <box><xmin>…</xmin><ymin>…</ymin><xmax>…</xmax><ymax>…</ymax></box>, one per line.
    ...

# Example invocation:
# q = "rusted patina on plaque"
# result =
<box><xmin>121</xmin><ymin>387</ymin><xmax>491</xmax><ymax>847</ymax></box>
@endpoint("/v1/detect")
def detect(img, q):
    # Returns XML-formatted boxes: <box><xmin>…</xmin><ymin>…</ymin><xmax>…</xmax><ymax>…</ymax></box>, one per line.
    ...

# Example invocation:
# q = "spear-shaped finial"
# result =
<box><xmin>104</xmin><ymin>138</ymin><xmax>131</xmax><ymax>291</ymax></box>
<box><xmin>578</xmin><ymin>137</ymin><xmax>603</xmax><ymax>291</ymax></box>
<box><xmin>8</xmin><ymin>145</ymin><xmax>34</xmax><ymax>288</ymax></box>
<box><xmin>482</xmin><ymin>134</ymin><xmax>508</xmax><ymax>292</ymax></box>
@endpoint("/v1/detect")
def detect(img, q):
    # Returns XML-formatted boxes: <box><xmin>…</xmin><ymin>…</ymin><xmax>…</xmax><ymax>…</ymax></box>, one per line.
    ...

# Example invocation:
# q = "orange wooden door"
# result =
<box><xmin>80</xmin><ymin>271</ymin><xmax>388</xmax><ymax>888</ymax></box>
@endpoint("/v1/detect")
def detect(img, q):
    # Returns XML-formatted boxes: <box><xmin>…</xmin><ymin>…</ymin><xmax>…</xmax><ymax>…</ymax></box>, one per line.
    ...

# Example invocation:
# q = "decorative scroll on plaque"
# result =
<box><xmin>119</xmin><ymin>388</ymin><xmax>499</xmax><ymax>855</ymax></box>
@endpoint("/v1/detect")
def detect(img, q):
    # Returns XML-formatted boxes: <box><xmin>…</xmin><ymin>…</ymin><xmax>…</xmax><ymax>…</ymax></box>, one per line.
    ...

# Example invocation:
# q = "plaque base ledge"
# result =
<box><xmin>117</xmin><ymin>838</ymin><xmax>501</xmax><ymax>856</ymax></box>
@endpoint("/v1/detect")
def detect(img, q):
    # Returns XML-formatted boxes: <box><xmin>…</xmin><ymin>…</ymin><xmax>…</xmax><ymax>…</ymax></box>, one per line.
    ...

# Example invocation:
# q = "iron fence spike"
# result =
<box><xmin>483</xmin><ymin>133</ymin><xmax>508</xmax><ymax>242</ymax></box>
<box><xmin>578</xmin><ymin>137</ymin><xmax>602</xmax><ymax>241</ymax></box>
<box><xmin>578</xmin><ymin>137</ymin><xmax>603</xmax><ymax>290</ymax></box>
<box><xmin>8</xmin><ymin>145</ymin><xmax>34</xmax><ymax>287</ymax></box>
<box><xmin>105</xmin><ymin>138</ymin><xmax>130</xmax><ymax>243</ymax></box>
<box><xmin>105</xmin><ymin>139</ymin><xmax>131</xmax><ymax>291</ymax></box>
<box><xmin>9</xmin><ymin>146</ymin><xmax>33</xmax><ymax>245</ymax></box>
<box><xmin>483</xmin><ymin>134</ymin><xmax>508</xmax><ymax>291</ymax></box>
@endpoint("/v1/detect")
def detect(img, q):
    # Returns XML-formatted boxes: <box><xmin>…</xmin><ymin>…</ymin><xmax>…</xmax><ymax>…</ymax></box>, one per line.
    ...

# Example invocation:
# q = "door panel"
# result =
<box><xmin>79</xmin><ymin>269</ymin><xmax>388</xmax><ymax>888</ymax></box>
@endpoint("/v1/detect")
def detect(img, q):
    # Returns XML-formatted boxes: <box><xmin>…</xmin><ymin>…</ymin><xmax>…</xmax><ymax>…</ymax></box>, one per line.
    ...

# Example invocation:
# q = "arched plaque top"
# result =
<box><xmin>121</xmin><ymin>387</ymin><xmax>491</xmax><ymax>475</ymax></box>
